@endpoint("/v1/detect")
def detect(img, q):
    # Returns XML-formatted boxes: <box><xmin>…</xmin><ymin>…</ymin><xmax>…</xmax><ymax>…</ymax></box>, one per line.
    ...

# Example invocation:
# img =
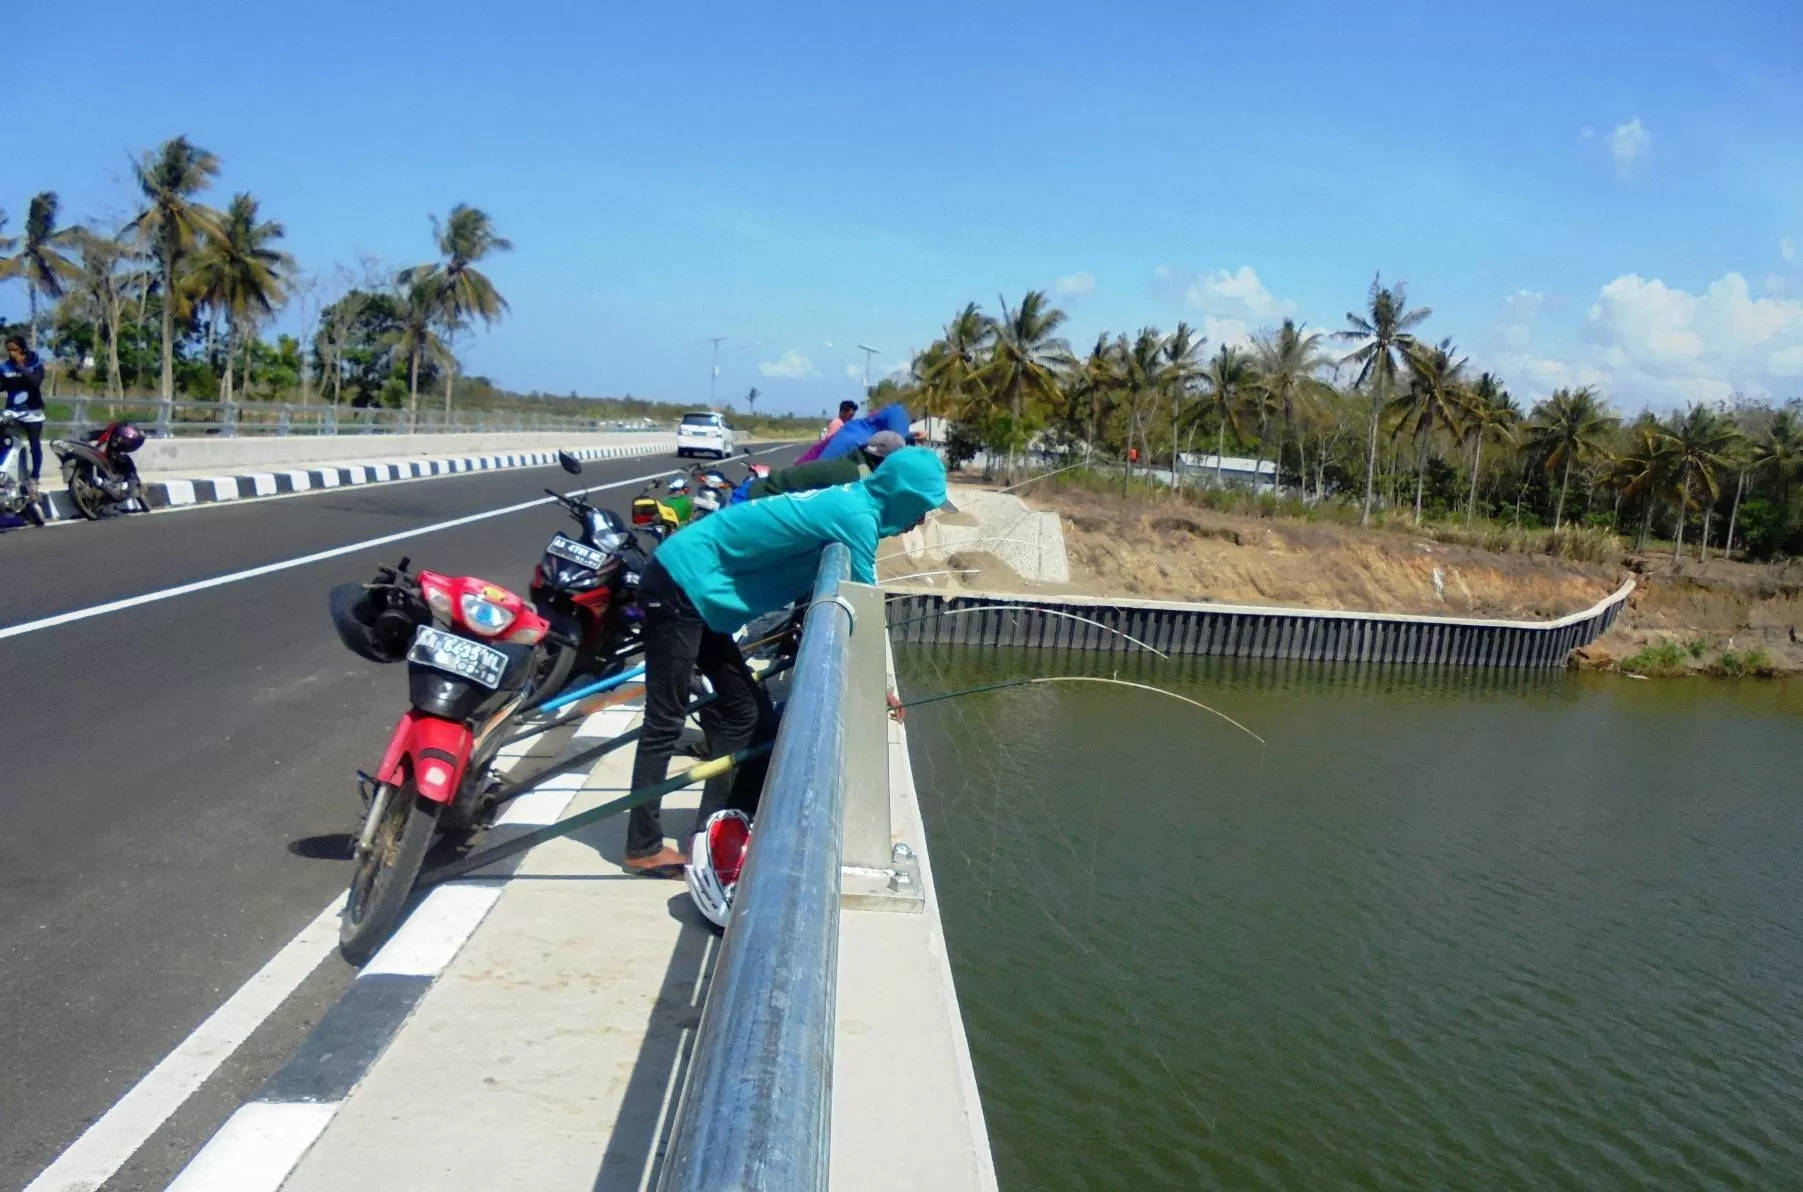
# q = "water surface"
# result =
<box><xmin>898</xmin><ymin>648</ymin><xmax>1803</xmax><ymax>1190</ymax></box>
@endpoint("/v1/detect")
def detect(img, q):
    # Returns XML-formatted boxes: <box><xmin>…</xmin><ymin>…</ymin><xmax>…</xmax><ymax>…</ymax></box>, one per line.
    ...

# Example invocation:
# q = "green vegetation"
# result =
<box><xmin>1620</xmin><ymin>641</ymin><xmax>1690</xmax><ymax>677</ymax></box>
<box><xmin>1708</xmin><ymin>648</ymin><xmax>1775</xmax><ymax>679</ymax></box>
<box><xmin>4</xmin><ymin>135</ymin><xmax>815</xmax><ymax>434</ymax></box>
<box><xmin>887</xmin><ymin>281</ymin><xmax>1803</xmax><ymax>562</ymax></box>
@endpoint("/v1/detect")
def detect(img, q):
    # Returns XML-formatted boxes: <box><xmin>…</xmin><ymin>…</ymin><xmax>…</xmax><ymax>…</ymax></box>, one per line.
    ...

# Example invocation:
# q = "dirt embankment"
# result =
<box><xmin>906</xmin><ymin>482</ymin><xmax>1803</xmax><ymax>676</ymax></box>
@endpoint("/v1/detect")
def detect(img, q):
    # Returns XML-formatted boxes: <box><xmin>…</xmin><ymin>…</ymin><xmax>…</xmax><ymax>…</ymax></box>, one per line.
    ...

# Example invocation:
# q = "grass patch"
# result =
<box><xmin>1708</xmin><ymin>648</ymin><xmax>1776</xmax><ymax>678</ymax></box>
<box><xmin>1685</xmin><ymin>636</ymin><xmax>1709</xmax><ymax>659</ymax></box>
<box><xmin>1620</xmin><ymin>640</ymin><xmax>1690</xmax><ymax>677</ymax></box>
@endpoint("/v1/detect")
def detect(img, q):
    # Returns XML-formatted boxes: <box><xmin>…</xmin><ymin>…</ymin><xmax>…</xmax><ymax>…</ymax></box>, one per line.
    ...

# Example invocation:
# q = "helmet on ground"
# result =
<box><xmin>328</xmin><ymin>581</ymin><xmax>417</xmax><ymax>663</ymax></box>
<box><xmin>109</xmin><ymin>422</ymin><xmax>146</xmax><ymax>454</ymax></box>
<box><xmin>685</xmin><ymin>809</ymin><xmax>752</xmax><ymax>928</ymax></box>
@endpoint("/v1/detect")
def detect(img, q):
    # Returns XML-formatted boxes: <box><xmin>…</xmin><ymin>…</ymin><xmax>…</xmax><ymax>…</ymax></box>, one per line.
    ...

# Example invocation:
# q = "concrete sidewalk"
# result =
<box><xmin>172</xmin><ymin>647</ymin><xmax>997</xmax><ymax>1191</ymax></box>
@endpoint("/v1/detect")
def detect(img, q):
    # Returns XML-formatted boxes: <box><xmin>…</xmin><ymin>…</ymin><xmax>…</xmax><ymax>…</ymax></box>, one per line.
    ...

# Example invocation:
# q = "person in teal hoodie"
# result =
<box><xmin>622</xmin><ymin>446</ymin><xmax>954</xmax><ymax>873</ymax></box>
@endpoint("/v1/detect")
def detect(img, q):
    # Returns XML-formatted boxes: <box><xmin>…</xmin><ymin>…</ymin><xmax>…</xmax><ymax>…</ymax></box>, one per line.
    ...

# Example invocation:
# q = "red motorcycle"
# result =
<box><xmin>51</xmin><ymin>420</ymin><xmax>149</xmax><ymax>518</ymax></box>
<box><xmin>329</xmin><ymin>560</ymin><xmax>563</xmax><ymax>963</ymax></box>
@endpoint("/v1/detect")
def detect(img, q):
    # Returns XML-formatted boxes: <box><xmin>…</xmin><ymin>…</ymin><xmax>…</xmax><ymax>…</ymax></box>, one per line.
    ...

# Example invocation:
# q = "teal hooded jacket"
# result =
<box><xmin>654</xmin><ymin>446</ymin><xmax>948</xmax><ymax>633</ymax></box>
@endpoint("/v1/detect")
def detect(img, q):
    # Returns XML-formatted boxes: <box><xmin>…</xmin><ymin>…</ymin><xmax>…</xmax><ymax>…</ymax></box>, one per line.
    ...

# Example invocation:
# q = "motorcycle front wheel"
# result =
<box><xmin>340</xmin><ymin>779</ymin><xmax>441</xmax><ymax>965</ymax></box>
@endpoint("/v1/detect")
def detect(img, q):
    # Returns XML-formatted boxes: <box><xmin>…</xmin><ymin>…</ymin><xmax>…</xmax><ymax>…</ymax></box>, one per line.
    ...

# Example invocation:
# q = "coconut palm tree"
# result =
<box><xmin>1196</xmin><ymin>344</ymin><xmax>1254</xmax><ymax>489</ymax></box>
<box><xmin>1162</xmin><ymin>321</ymin><xmax>1206</xmax><ymax>484</ymax></box>
<box><xmin>1061</xmin><ymin>331</ymin><xmax>1121</xmax><ymax>461</ymax></box>
<box><xmin>187</xmin><ymin>194</ymin><xmax>293</xmax><ymax>404</ymax></box>
<box><xmin>1251</xmin><ymin>319</ymin><xmax>1335</xmax><ymax>496</ymax></box>
<box><xmin>1335</xmin><ymin>275</ymin><xmax>1432</xmax><ymax>525</ymax></box>
<box><xmin>920</xmin><ymin>302</ymin><xmax>994</xmax><ymax>423</ymax></box>
<box><xmin>1117</xmin><ymin>328</ymin><xmax>1166</xmax><ymax>490</ymax></box>
<box><xmin>1657</xmin><ymin>404</ymin><xmax>1739</xmax><ymax>563</ymax></box>
<box><xmin>1523</xmin><ymin>386</ymin><xmax>1618</xmax><ymax>531</ymax></box>
<box><xmin>1386</xmin><ymin>338</ymin><xmax>1471</xmax><ymax>521</ymax></box>
<box><xmin>128</xmin><ymin>137</ymin><xmax>224</xmax><ymax>400</ymax></box>
<box><xmin>400</xmin><ymin>204</ymin><xmax>512</xmax><ymax>415</ymax></box>
<box><xmin>0</xmin><ymin>192</ymin><xmax>83</xmax><ymax>350</ymax></box>
<box><xmin>1460</xmin><ymin>373</ymin><xmax>1519</xmax><ymax>524</ymax></box>
<box><xmin>1754</xmin><ymin>409</ymin><xmax>1802</xmax><ymax>508</ymax></box>
<box><xmin>979</xmin><ymin>290</ymin><xmax>1070</xmax><ymax>477</ymax></box>
<box><xmin>385</xmin><ymin>276</ymin><xmax>450</xmax><ymax>425</ymax></box>
<box><xmin>1610</xmin><ymin>418</ymin><xmax>1669</xmax><ymax>552</ymax></box>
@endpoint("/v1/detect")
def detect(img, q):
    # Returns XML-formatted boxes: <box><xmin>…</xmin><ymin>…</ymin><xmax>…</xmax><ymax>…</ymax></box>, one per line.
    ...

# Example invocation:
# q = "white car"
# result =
<box><xmin>676</xmin><ymin>411</ymin><xmax>735</xmax><ymax>459</ymax></box>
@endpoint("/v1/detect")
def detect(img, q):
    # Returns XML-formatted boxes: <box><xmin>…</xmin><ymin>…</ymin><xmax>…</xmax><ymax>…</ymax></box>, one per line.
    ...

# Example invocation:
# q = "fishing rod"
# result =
<box><xmin>886</xmin><ymin>604</ymin><xmax>1172</xmax><ymax>659</ymax></box>
<box><xmin>898</xmin><ymin>675</ymin><xmax>1264</xmax><ymax>745</ymax></box>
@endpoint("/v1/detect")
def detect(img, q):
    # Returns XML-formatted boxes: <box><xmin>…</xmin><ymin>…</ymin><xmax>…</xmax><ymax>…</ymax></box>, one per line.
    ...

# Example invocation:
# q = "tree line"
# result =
<box><xmin>883</xmin><ymin>279</ymin><xmax>1803</xmax><ymax>561</ymax></box>
<box><xmin>0</xmin><ymin>135</ymin><xmax>510</xmax><ymax>422</ymax></box>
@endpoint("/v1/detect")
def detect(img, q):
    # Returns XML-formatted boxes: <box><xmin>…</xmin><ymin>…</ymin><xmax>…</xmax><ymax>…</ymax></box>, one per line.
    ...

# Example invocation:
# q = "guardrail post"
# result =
<box><xmin>155</xmin><ymin>399</ymin><xmax>172</xmax><ymax>437</ymax></box>
<box><xmin>277</xmin><ymin>404</ymin><xmax>292</xmax><ymax>436</ymax></box>
<box><xmin>659</xmin><ymin>543</ymin><xmax>853</xmax><ymax>1192</ymax></box>
<box><xmin>71</xmin><ymin>397</ymin><xmax>89</xmax><ymax>431</ymax></box>
<box><xmin>222</xmin><ymin>402</ymin><xmax>238</xmax><ymax>437</ymax></box>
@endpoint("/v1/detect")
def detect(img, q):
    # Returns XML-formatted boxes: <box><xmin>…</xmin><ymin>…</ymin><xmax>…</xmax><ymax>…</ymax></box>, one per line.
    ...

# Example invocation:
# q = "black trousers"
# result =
<box><xmin>20</xmin><ymin>420</ymin><xmax>42</xmax><ymax>481</ymax></box>
<box><xmin>625</xmin><ymin>561</ymin><xmax>771</xmax><ymax>860</ymax></box>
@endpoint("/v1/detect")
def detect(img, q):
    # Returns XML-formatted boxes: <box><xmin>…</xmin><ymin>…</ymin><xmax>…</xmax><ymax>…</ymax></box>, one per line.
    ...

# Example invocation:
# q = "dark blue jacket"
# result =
<box><xmin>1</xmin><ymin>349</ymin><xmax>46</xmax><ymax>414</ymax></box>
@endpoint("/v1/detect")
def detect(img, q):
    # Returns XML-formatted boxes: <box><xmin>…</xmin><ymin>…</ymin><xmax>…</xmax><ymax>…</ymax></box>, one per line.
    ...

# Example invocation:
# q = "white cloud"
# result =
<box><xmin>1054</xmin><ymin>272</ymin><xmax>1096</xmax><ymax>297</ymax></box>
<box><xmin>1156</xmin><ymin>265</ymin><xmax>1296</xmax><ymax>325</ymax></box>
<box><xmin>758</xmin><ymin>350</ymin><xmax>817</xmax><ymax>379</ymax></box>
<box><xmin>1495</xmin><ymin>271</ymin><xmax>1803</xmax><ymax>409</ymax></box>
<box><xmin>1200</xmin><ymin>315</ymin><xmax>1253</xmax><ymax>350</ymax></box>
<box><xmin>1609</xmin><ymin>118</ymin><xmax>1650</xmax><ymax>178</ymax></box>
<box><xmin>843</xmin><ymin>363</ymin><xmax>864</xmax><ymax>381</ymax></box>
<box><xmin>1497</xmin><ymin>290</ymin><xmax>1549</xmax><ymax>350</ymax></box>
<box><xmin>1782</xmin><ymin>236</ymin><xmax>1800</xmax><ymax>264</ymax></box>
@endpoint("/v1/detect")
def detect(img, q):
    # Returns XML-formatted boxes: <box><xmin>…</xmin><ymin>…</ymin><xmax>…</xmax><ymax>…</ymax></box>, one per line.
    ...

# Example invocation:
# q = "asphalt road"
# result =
<box><xmin>0</xmin><ymin>445</ymin><xmax>794</xmax><ymax>1190</ymax></box>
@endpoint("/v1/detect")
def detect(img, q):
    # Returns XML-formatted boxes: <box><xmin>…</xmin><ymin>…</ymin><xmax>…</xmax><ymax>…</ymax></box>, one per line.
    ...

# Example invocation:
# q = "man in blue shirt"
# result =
<box><xmin>1</xmin><ymin>336</ymin><xmax>47</xmax><ymax>486</ymax></box>
<box><xmin>622</xmin><ymin>446</ymin><xmax>953</xmax><ymax>873</ymax></box>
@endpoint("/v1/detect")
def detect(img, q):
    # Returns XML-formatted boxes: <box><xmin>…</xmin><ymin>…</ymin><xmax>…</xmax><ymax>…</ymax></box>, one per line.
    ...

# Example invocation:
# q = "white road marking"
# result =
<box><xmin>0</xmin><ymin>467</ymin><xmax>674</xmax><ymax>643</ymax></box>
<box><xmin>22</xmin><ymin>896</ymin><xmax>344</xmax><ymax>1192</ymax></box>
<box><xmin>358</xmin><ymin>883</ymin><xmax>504</xmax><ymax>978</ymax></box>
<box><xmin>165</xmin><ymin>1101</ymin><xmax>338</xmax><ymax>1192</ymax></box>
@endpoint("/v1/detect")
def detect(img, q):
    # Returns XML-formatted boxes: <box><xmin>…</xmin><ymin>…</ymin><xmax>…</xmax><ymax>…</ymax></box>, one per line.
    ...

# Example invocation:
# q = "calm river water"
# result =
<box><xmin>896</xmin><ymin>646</ymin><xmax>1803</xmax><ymax>1191</ymax></box>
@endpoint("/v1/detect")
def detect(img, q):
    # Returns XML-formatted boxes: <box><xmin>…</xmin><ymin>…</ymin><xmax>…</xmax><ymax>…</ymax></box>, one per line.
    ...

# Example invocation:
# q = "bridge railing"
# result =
<box><xmin>658</xmin><ymin>542</ymin><xmax>854</xmax><ymax>1192</ymax></box>
<box><xmin>42</xmin><ymin>397</ymin><xmax>658</xmax><ymax>438</ymax></box>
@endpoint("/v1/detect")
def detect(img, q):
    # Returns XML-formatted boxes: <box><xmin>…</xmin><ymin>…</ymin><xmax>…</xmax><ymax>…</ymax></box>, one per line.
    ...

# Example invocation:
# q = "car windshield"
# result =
<box><xmin>681</xmin><ymin>414</ymin><xmax>721</xmax><ymax>427</ymax></box>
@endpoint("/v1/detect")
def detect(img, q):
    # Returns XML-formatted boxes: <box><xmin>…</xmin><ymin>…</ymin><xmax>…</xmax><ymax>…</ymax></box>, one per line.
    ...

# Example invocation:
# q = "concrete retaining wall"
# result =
<box><xmin>885</xmin><ymin>580</ymin><xmax>1635</xmax><ymax>670</ymax></box>
<box><xmin>128</xmin><ymin>430</ymin><xmax>667</xmax><ymax>474</ymax></box>
<box><xmin>898</xmin><ymin>486</ymin><xmax>1069</xmax><ymax>584</ymax></box>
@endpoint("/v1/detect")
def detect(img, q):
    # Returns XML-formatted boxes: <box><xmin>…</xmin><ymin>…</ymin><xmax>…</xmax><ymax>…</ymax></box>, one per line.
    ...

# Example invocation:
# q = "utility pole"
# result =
<box><xmin>856</xmin><ymin>344</ymin><xmax>880</xmax><ymax>394</ymax></box>
<box><xmin>708</xmin><ymin>336</ymin><xmax>726</xmax><ymax>408</ymax></box>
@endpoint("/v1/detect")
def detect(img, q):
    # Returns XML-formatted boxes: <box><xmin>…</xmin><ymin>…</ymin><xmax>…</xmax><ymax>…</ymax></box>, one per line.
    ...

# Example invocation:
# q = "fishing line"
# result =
<box><xmin>881</xmin><ymin>568</ymin><xmax>982</xmax><ymax>586</ymax></box>
<box><xmin>887</xmin><ymin>604</ymin><xmax>1172</xmax><ymax>659</ymax></box>
<box><xmin>876</xmin><ymin>536</ymin><xmax>1035</xmax><ymax>564</ymax></box>
<box><xmin>900</xmin><ymin>676</ymin><xmax>1262</xmax><ymax>744</ymax></box>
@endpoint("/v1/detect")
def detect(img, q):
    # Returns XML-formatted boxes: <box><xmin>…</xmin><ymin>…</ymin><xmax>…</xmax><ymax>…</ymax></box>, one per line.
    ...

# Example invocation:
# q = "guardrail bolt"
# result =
<box><xmin>891</xmin><ymin>842</ymin><xmax>915</xmax><ymax>863</ymax></box>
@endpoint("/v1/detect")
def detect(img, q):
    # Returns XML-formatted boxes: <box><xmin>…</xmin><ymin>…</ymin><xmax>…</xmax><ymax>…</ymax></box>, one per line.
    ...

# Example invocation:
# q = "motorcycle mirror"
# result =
<box><xmin>558</xmin><ymin>451</ymin><xmax>583</xmax><ymax>475</ymax></box>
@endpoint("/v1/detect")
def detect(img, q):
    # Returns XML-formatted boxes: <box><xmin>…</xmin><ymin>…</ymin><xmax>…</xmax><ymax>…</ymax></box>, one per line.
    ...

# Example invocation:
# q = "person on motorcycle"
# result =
<box><xmin>621</xmin><ymin>446</ymin><xmax>954</xmax><ymax>875</ymax></box>
<box><xmin>744</xmin><ymin>430</ymin><xmax>905</xmax><ymax>501</ymax></box>
<box><xmin>1</xmin><ymin>337</ymin><xmax>47</xmax><ymax>486</ymax></box>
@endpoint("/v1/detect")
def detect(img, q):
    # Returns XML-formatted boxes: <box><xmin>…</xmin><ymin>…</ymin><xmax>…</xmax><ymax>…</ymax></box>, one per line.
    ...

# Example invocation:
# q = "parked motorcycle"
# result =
<box><xmin>526</xmin><ymin>453</ymin><xmax>654</xmax><ymax>702</ymax></box>
<box><xmin>0</xmin><ymin>411</ymin><xmax>45</xmax><ymax>528</ymax></box>
<box><xmin>329</xmin><ymin>558</ymin><xmax>568</xmax><ymax>963</ymax></box>
<box><xmin>52</xmin><ymin>420</ymin><xmax>149</xmax><ymax>519</ymax></box>
<box><xmin>629</xmin><ymin>450</ymin><xmax>767</xmax><ymax>537</ymax></box>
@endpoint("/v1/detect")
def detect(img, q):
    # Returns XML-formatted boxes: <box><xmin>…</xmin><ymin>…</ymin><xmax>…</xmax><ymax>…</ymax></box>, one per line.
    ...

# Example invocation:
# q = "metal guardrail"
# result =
<box><xmin>659</xmin><ymin>542</ymin><xmax>854</xmax><ymax>1192</ymax></box>
<box><xmin>41</xmin><ymin>396</ymin><xmax>657</xmax><ymax>438</ymax></box>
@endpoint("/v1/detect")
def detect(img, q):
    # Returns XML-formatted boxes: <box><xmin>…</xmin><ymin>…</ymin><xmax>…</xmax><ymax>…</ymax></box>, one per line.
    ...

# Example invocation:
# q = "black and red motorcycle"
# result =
<box><xmin>526</xmin><ymin>454</ymin><xmax>654</xmax><ymax>703</ymax></box>
<box><xmin>52</xmin><ymin>420</ymin><xmax>149</xmax><ymax>518</ymax></box>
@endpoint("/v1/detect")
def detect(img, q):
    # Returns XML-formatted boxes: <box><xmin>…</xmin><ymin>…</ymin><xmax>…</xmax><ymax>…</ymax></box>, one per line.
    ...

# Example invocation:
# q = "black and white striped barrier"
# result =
<box><xmin>32</xmin><ymin>442</ymin><xmax>669</xmax><ymax>523</ymax></box>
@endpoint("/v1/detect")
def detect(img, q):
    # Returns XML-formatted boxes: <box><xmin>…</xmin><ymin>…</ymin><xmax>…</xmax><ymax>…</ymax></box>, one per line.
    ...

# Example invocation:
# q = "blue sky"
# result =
<box><xmin>10</xmin><ymin>0</ymin><xmax>1803</xmax><ymax>415</ymax></box>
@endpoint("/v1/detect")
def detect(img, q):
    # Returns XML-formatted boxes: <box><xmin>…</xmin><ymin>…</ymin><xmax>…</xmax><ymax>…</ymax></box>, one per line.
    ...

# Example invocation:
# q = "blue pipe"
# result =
<box><xmin>533</xmin><ymin>664</ymin><xmax>646</xmax><ymax>714</ymax></box>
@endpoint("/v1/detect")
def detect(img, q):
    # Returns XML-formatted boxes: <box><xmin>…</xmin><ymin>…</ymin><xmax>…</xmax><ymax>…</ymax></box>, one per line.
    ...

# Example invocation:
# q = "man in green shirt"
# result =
<box><xmin>745</xmin><ymin>430</ymin><xmax>906</xmax><ymax>501</ymax></box>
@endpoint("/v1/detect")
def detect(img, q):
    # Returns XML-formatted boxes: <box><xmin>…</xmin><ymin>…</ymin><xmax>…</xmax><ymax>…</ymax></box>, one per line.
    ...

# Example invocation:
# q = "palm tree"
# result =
<box><xmin>979</xmin><ymin>290</ymin><xmax>1070</xmax><ymax>477</ymax></box>
<box><xmin>1251</xmin><ymin>319</ymin><xmax>1335</xmax><ymax>497</ymax></box>
<box><xmin>1386</xmin><ymin>338</ymin><xmax>1471</xmax><ymax>522</ymax></box>
<box><xmin>1196</xmin><ymin>345</ymin><xmax>1255</xmax><ymax>489</ymax></box>
<box><xmin>187</xmin><ymin>194</ymin><xmax>293</xmax><ymax>404</ymax></box>
<box><xmin>745</xmin><ymin>386</ymin><xmax>760</xmax><ymax>419</ymax></box>
<box><xmin>1611</xmin><ymin>419</ymin><xmax>1669</xmax><ymax>552</ymax></box>
<box><xmin>1336</xmin><ymin>275</ymin><xmax>1432</xmax><ymax>525</ymax></box>
<box><xmin>920</xmin><ymin>302</ymin><xmax>994</xmax><ymax>423</ymax></box>
<box><xmin>385</xmin><ymin>276</ymin><xmax>450</xmax><ymax>424</ymax></box>
<box><xmin>1754</xmin><ymin>410</ymin><xmax>1802</xmax><ymax>508</ymax></box>
<box><xmin>1523</xmin><ymin>386</ymin><xmax>1618</xmax><ymax>531</ymax></box>
<box><xmin>1162</xmin><ymin>321</ymin><xmax>1206</xmax><ymax>484</ymax></box>
<box><xmin>1460</xmin><ymin>373</ymin><xmax>1519</xmax><ymax>524</ymax></box>
<box><xmin>401</xmin><ymin>204</ymin><xmax>512</xmax><ymax>416</ymax></box>
<box><xmin>1119</xmin><ymin>328</ymin><xmax>1169</xmax><ymax>485</ymax></box>
<box><xmin>0</xmin><ymin>192</ymin><xmax>83</xmax><ymax>350</ymax></box>
<box><xmin>1657</xmin><ymin>404</ymin><xmax>1739</xmax><ymax>563</ymax></box>
<box><xmin>128</xmin><ymin>137</ymin><xmax>224</xmax><ymax>400</ymax></box>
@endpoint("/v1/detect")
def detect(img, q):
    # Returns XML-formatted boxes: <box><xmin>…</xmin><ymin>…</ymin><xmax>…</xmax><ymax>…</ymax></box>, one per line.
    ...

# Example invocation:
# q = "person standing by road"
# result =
<box><xmin>622</xmin><ymin>447</ymin><xmax>954</xmax><ymax>874</ymax></box>
<box><xmin>822</xmin><ymin>399</ymin><xmax>857</xmax><ymax>440</ymax></box>
<box><xmin>1</xmin><ymin>336</ymin><xmax>47</xmax><ymax>489</ymax></box>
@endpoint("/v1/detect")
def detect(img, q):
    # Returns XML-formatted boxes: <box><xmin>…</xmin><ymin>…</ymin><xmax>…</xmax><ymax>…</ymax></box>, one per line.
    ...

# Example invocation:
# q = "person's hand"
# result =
<box><xmin>886</xmin><ymin>690</ymin><xmax>906</xmax><ymax>723</ymax></box>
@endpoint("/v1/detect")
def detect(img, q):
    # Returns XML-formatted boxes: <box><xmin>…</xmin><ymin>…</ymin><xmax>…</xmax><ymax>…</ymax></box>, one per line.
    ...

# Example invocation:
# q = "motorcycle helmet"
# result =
<box><xmin>701</xmin><ymin>469</ymin><xmax>731</xmax><ymax>489</ymax></box>
<box><xmin>685</xmin><ymin>809</ymin><xmax>752</xmax><ymax>928</ymax></box>
<box><xmin>665</xmin><ymin>475</ymin><xmax>690</xmax><ymax>494</ymax></box>
<box><xmin>328</xmin><ymin>582</ymin><xmax>418</xmax><ymax>663</ymax></box>
<box><xmin>109</xmin><ymin>422</ymin><xmax>146</xmax><ymax>454</ymax></box>
<box><xmin>748</xmin><ymin>463</ymin><xmax>772</xmax><ymax>479</ymax></box>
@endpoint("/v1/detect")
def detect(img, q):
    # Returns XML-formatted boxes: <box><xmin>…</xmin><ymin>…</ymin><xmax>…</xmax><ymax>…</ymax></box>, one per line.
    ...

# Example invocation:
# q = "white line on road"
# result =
<box><xmin>0</xmin><ymin>467</ymin><xmax>671</xmax><ymax>643</ymax></box>
<box><xmin>165</xmin><ymin>1102</ymin><xmax>338</xmax><ymax>1192</ymax></box>
<box><xmin>23</xmin><ymin>896</ymin><xmax>344</xmax><ymax>1192</ymax></box>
